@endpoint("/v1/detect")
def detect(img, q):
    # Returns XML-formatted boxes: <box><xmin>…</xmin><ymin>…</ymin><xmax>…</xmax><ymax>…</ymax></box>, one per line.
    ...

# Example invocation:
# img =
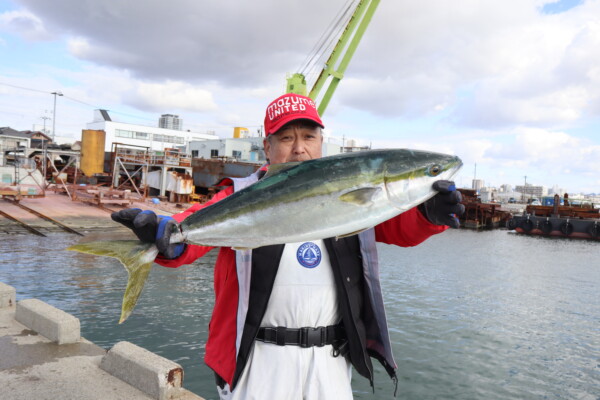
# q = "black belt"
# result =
<box><xmin>256</xmin><ymin>325</ymin><xmax>345</xmax><ymax>348</ymax></box>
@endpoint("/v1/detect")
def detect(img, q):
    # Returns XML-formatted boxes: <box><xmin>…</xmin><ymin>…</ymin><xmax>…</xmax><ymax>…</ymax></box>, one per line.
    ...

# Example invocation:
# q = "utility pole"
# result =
<box><xmin>40</xmin><ymin>115</ymin><xmax>51</xmax><ymax>192</ymax></box>
<box><xmin>40</xmin><ymin>115</ymin><xmax>51</xmax><ymax>136</ymax></box>
<box><xmin>51</xmin><ymin>91</ymin><xmax>63</xmax><ymax>142</ymax></box>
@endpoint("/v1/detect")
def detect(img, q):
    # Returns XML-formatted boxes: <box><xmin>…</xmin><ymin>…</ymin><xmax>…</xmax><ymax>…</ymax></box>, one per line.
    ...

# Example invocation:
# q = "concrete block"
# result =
<box><xmin>0</xmin><ymin>282</ymin><xmax>16</xmax><ymax>308</ymax></box>
<box><xmin>100</xmin><ymin>341</ymin><xmax>183</xmax><ymax>400</ymax></box>
<box><xmin>15</xmin><ymin>299</ymin><xmax>80</xmax><ymax>344</ymax></box>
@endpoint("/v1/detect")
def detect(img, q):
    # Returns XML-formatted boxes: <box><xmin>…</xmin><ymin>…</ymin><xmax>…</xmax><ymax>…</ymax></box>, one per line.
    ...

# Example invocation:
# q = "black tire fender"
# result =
<box><xmin>560</xmin><ymin>221</ymin><xmax>574</xmax><ymax>236</ymax></box>
<box><xmin>588</xmin><ymin>223</ymin><xmax>600</xmax><ymax>238</ymax></box>
<box><xmin>520</xmin><ymin>219</ymin><xmax>534</xmax><ymax>232</ymax></box>
<box><xmin>541</xmin><ymin>220</ymin><xmax>553</xmax><ymax>235</ymax></box>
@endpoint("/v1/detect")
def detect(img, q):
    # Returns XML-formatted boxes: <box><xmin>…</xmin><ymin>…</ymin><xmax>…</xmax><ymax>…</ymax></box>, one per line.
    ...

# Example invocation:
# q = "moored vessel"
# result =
<box><xmin>507</xmin><ymin>194</ymin><xmax>600</xmax><ymax>240</ymax></box>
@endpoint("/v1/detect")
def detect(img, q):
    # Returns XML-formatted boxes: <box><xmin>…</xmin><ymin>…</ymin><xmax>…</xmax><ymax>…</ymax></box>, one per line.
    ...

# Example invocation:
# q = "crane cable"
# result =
<box><xmin>302</xmin><ymin>0</ymin><xmax>356</xmax><ymax>75</ymax></box>
<box><xmin>297</xmin><ymin>0</ymin><xmax>354</xmax><ymax>73</ymax></box>
<box><xmin>297</xmin><ymin>0</ymin><xmax>358</xmax><ymax>87</ymax></box>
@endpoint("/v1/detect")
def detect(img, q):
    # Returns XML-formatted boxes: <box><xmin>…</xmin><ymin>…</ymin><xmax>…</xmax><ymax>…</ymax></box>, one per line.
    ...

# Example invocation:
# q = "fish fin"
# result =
<box><xmin>335</xmin><ymin>228</ymin><xmax>370</xmax><ymax>239</ymax></box>
<box><xmin>339</xmin><ymin>187</ymin><xmax>381</xmax><ymax>206</ymax></box>
<box><xmin>263</xmin><ymin>162</ymin><xmax>302</xmax><ymax>179</ymax></box>
<box><xmin>67</xmin><ymin>240</ymin><xmax>159</xmax><ymax>324</ymax></box>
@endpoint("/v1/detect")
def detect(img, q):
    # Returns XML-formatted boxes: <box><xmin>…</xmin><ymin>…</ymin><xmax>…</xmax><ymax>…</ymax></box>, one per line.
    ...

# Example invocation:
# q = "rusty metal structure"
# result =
<box><xmin>458</xmin><ymin>189</ymin><xmax>513</xmax><ymax>229</ymax></box>
<box><xmin>110</xmin><ymin>143</ymin><xmax>193</xmax><ymax>200</ymax></box>
<box><xmin>38</xmin><ymin>149</ymin><xmax>82</xmax><ymax>199</ymax></box>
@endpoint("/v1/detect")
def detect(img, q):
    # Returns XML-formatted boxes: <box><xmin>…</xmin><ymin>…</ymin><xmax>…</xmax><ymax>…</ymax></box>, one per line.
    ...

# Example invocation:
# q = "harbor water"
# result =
<box><xmin>1</xmin><ymin>228</ymin><xmax>599</xmax><ymax>399</ymax></box>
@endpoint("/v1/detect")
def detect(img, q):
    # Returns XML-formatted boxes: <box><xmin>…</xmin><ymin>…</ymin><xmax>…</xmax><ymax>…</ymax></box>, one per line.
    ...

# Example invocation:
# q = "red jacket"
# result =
<box><xmin>156</xmin><ymin>184</ymin><xmax>447</xmax><ymax>385</ymax></box>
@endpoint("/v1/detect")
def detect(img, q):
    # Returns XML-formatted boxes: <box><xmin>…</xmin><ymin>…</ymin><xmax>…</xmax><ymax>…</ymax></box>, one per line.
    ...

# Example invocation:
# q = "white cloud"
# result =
<box><xmin>126</xmin><ymin>81</ymin><xmax>217</xmax><ymax>113</ymax></box>
<box><xmin>0</xmin><ymin>9</ymin><xmax>52</xmax><ymax>40</ymax></box>
<box><xmin>483</xmin><ymin>127</ymin><xmax>600</xmax><ymax>179</ymax></box>
<box><xmin>7</xmin><ymin>0</ymin><xmax>600</xmax><ymax>131</ymax></box>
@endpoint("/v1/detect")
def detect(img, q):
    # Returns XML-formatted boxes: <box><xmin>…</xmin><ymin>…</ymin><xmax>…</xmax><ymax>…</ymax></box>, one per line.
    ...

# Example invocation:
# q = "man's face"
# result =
<box><xmin>263</xmin><ymin>121</ymin><xmax>323</xmax><ymax>165</ymax></box>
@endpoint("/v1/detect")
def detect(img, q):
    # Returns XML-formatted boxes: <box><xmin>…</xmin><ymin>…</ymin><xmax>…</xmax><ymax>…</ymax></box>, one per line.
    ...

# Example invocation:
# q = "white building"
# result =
<box><xmin>515</xmin><ymin>184</ymin><xmax>547</xmax><ymax>199</ymax></box>
<box><xmin>86</xmin><ymin>110</ymin><xmax>218</xmax><ymax>152</ymax></box>
<box><xmin>0</xmin><ymin>128</ymin><xmax>30</xmax><ymax>167</ymax></box>
<box><xmin>189</xmin><ymin>137</ymin><xmax>342</xmax><ymax>163</ymax></box>
<box><xmin>189</xmin><ymin>137</ymin><xmax>265</xmax><ymax>162</ymax></box>
<box><xmin>549</xmin><ymin>185</ymin><xmax>566</xmax><ymax>196</ymax></box>
<box><xmin>159</xmin><ymin>114</ymin><xmax>182</xmax><ymax>130</ymax></box>
<box><xmin>472</xmin><ymin>179</ymin><xmax>484</xmax><ymax>192</ymax></box>
<box><xmin>479</xmin><ymin>187</ymin><xmax>496</xmax><ymax>202</ymax></box>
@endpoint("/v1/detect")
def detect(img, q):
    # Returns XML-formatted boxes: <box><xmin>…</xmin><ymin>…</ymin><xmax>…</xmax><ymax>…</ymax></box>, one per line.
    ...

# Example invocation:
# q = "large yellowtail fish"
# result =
<box><xmin>69</xmin><ymin>149</ymin><xmax>462</xmax><ymax>323</ymax></box>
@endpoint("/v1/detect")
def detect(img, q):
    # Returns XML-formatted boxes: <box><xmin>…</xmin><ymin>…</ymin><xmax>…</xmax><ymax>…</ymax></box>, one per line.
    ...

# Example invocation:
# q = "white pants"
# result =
<box><xmin>217</xmin><ymin>341</ymin><xmax>353</xmax><ymax>400</ymax></box>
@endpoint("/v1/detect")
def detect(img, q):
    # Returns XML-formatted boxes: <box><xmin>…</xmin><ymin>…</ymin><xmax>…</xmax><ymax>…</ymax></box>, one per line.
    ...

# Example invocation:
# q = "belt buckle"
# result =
<box><xmin>300</xmin><ymin>327</ymin><xmax>325</xmax><ymax>348</ymax></box>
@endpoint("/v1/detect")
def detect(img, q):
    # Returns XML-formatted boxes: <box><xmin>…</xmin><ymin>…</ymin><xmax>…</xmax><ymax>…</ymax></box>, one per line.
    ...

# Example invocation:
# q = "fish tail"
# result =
<box><xmin>67</xmin><ymin>240</ymin><xmax>159</xmax><ymax>323</ymax></box>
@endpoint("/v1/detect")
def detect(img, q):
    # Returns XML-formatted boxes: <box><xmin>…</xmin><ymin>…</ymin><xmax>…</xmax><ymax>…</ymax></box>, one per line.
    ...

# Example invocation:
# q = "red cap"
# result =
<box><xmin>263</xmin><ymin>93</ymin><xmax>324</xmax><ymax>136</ymax></box>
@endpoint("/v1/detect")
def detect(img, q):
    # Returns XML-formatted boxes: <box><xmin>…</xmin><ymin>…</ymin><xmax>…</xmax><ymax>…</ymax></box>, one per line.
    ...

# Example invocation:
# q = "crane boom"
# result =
<box><xmin>286</xmin><ymin>0</ymin><xmax>380</xmax><ymax>116</ymax></box>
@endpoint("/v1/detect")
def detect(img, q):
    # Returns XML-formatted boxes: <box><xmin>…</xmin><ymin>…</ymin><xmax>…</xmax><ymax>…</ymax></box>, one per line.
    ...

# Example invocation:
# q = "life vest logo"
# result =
<box><xmin>296</xmin><ymin>242</ymin><xmax>321</xmax><ymax>268</ymax></box>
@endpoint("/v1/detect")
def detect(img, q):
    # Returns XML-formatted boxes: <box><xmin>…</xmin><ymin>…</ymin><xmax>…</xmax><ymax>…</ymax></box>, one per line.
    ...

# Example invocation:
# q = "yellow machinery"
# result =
<box><xmin>80</xmin><ymin>129</ymin><xmax>105</xmax><ymax>176</ymax></box>
<box><xmin>233</xmin><ymin>127</ymin><xmax>250</xmax><ymax>138</ymax></box>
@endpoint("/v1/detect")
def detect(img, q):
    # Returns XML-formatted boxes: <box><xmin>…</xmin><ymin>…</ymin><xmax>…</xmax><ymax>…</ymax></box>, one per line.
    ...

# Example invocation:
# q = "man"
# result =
<box><xmin>112</xmin><ymin>93</ymin><xmax>464</xmax><ymax>399</ymax></box>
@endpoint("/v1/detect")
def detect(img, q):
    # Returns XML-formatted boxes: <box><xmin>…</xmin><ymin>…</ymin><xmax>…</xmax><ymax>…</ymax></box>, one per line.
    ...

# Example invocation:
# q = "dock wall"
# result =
<box><xmin>0</xmin><ymin>281</ymin><xmax>204</xmax><ymax>400</ymax></box>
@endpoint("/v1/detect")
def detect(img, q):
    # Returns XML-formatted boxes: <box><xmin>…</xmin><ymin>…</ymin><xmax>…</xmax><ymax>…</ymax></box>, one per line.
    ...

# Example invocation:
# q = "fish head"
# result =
<box><xmin>383</xmin><ymin>149</ymin><xmax>463</xmax><ymax>211</ymax></box>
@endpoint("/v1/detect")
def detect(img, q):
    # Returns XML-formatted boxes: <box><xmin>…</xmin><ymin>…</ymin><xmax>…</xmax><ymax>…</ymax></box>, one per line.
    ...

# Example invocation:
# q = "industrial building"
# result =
<box><xmin>158</xmin><ymin>114</ymin><xmax>183</xmax><ymax>130</ymax></box>
<box><xmin>188</xmin><ymin>125</ymin><xmax>344</xmax><ymax>163</ymax></box>
<box><xmin>86</xmin><ymin>110</ymin><xmax>218</xmax><ymax>152</ymax></box>
<box><xmin>515</xmin><ymin>184</ymin><xmax>548</xmax><ymax>199</ymax></box>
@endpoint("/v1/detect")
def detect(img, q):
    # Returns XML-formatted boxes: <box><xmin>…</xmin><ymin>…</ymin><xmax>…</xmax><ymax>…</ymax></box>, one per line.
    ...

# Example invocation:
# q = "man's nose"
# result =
<box><xmin>292</xmin><ymin>138</ymin><xmax>306</xmax><ymax>153</ymax></box>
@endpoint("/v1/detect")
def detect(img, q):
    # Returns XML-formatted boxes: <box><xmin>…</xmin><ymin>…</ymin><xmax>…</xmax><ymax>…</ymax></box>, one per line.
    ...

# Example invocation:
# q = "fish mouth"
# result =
<box><xmin>383</xmin><ymin>155</ymin><xmax>463</xmax><ymax>209</ymax></box>
<box><xmin>447</xmin><ymin>158</ymin><xmax>463</xmax><ymax>179</ymax></box>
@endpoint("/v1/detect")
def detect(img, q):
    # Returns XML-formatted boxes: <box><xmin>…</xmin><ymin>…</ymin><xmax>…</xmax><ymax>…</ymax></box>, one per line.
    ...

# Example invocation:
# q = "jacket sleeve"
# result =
<box><xmin>155</xmin><ymin>186</ymin><xmax>235</xmax><ymax>268</ymax></box>
<box><xmin>374</xmin><ymin>207</ymin><xmax>448</xmax><ymax>247</ymax></box>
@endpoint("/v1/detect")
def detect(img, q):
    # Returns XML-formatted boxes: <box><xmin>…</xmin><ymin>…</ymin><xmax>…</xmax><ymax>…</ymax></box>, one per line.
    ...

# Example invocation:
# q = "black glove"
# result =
<box><xmin>418</xmin><ymin>180</ymin><xmax>465</xmax><ymax>229</ymax></box>
<box><xmin>111</xmin><ymin>209</ymin><xmax>185</xmax><ymax>259</ymax></box>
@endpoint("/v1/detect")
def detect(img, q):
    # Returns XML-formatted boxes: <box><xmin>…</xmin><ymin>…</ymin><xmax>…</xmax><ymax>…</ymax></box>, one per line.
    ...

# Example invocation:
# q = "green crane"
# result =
<box><xmin>286</xmin><ymin>0</ymin><xmax>380</xmax><ymax>116</ymax></box>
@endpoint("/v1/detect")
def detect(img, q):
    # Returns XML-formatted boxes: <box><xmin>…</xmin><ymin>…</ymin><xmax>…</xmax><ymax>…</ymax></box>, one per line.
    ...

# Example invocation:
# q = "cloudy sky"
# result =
<box><xmin>1</xmin><ymin>0</ymin><xmax>599</xmax><ymax>193</ymax></box>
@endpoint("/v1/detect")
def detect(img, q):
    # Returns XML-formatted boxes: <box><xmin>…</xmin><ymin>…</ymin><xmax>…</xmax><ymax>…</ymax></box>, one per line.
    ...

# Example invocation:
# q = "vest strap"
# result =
<box><xmin>256</xmin><ymin>324</ymin><xmax>345</xmax><ymax>348</ymax></box>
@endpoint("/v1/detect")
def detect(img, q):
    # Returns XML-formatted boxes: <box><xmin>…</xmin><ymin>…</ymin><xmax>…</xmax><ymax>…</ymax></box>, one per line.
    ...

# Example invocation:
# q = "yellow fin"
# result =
<box><xmin>339</xmin><ymin>187</ymin><xmax>381</xmax><ymax>206</ymax></box>
<box><xmin>263</xmin><ymin>162</ymin><xmax>302</xmax><ymax>179</ymax></box>
<box><xmin>67</xmin><ymin>240</ymin><xmax>158</xmax><ymax>324</ymax></box>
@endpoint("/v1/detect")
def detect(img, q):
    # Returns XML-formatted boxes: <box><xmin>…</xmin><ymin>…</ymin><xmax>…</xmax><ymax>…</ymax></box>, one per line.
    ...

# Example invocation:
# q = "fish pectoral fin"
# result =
<box><xmin>335</xmin><ymin>227</ymin><xmax>371</xmax><ymax>239</ymax></box>
<box><xmin>263</xmin><ymin>162</ymin><xmax>302</xmax><ymax>179</ymax></box>
<box><xmin>67</xmin><ymin>240</ymin><xmax>159</xmax><ymax>324</ymax></box>
<box><xmin>339</xmin><ymin>187</ymin><xmax>381</xmax><ymax>206</ymax></box>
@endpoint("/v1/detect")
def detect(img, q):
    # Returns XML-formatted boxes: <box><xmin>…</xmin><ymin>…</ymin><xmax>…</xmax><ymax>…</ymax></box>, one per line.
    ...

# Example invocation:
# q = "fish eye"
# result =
<box><xmin>426</xmin><ymin>164</ymin><xmax>442</xmax><ymax>177</ymax></box>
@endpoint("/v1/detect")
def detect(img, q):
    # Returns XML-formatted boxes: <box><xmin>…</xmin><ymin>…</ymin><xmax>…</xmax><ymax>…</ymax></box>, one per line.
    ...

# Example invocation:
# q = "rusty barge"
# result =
<box><xmin>507</xmin><ymin>194</ymin><xmax>600</xmax><ymax>240</ymax></box>
<box><xmin>457</xmin><ymin>189</ymin><xmax>513</xmax><ymax>229</ymax></box>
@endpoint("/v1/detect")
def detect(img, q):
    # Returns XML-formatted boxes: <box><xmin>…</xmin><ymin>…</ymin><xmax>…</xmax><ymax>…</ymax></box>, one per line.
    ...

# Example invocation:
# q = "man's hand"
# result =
<box><xmin>419</xmin><ymin>181</ymin><xmax>465</xmax><ymax>229</ymax></box>
<box><xmin>111</xmin><ymin>209</ymin><xmax>185</xmax><ymax>259</ymax></box>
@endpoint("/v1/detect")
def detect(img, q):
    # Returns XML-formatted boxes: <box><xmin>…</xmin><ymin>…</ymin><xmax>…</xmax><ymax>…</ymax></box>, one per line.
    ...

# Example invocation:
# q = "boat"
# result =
<box><xmin>457</xmin><ymin>188</ymin><xmax>512</xmax><ymax>229</ymax></box>
<box><xmin>507</xmin><ymin>194</ymin><xmax>600</xmax><ymax>240</ymax></box>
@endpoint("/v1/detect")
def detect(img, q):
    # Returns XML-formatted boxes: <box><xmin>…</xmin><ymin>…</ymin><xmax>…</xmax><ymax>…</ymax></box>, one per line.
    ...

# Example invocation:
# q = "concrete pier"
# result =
<box><xmin>0</xmin><ymin>282</ymin><xmax>204</xmax><ymax>400</ymax></box>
